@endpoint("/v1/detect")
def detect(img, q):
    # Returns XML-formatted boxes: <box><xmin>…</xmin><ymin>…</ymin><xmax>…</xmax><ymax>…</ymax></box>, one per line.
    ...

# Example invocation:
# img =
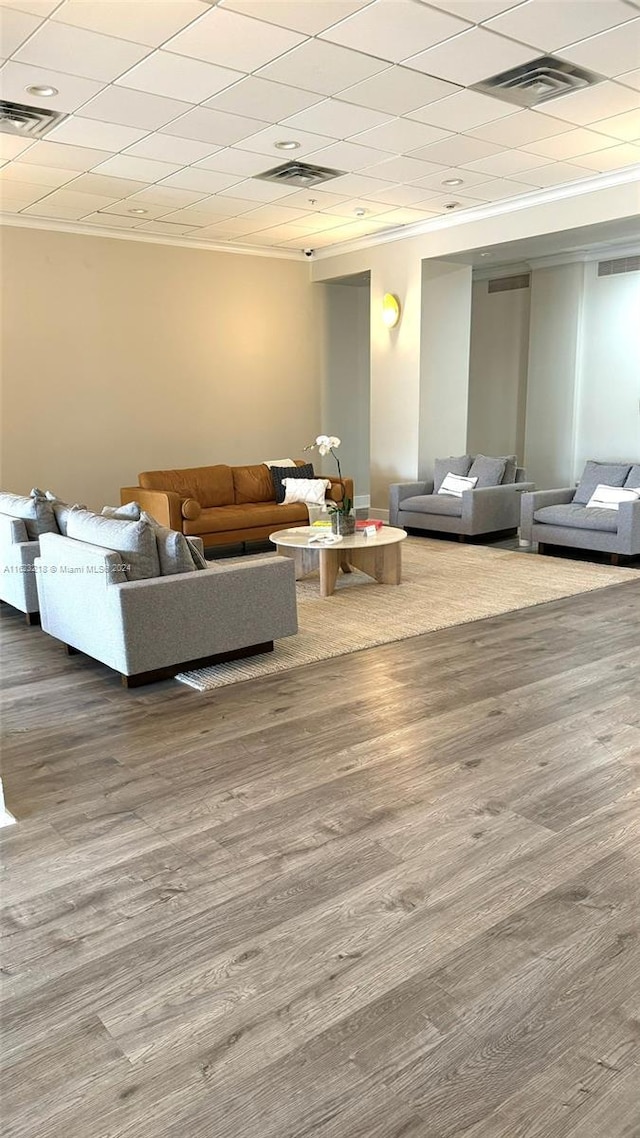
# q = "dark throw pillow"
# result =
<box><xmin>271</xmin><ymin>462</ymin><xmax>315</xmax><ymax>504</ymax></box>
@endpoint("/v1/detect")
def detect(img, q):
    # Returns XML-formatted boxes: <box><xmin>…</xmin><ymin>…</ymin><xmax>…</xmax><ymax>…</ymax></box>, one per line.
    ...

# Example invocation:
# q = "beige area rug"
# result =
<box><xmin>177</xmin><ymin>538</ymin><xmax>639</xmax><ymax>691</ymax></box>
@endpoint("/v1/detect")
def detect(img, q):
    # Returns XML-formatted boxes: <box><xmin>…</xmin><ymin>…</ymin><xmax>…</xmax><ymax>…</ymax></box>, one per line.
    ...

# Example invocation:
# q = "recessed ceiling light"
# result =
<box><xmin>442</xmin><ymin>177</ymin><xmax>463</xmax><ymax>187</ymax></box>
<box><xmin>444</xmin><ymin>202</ymin><xmax>460</xmax><ymax>210</ymax></box>
<box><xmin>26</xmin><ymin>84</ymin><xmax>58</xmax><ymax>97</ymax></box>
<box><xmin>480</xmin><ymin>252</ymin><xmax>492</xmax><ymax>257</ymax></box>
<box><xmin>129</xmin><ymin>208</ymin><xmax>148</xmax><ymax>215</ymax></box>
<box><xmin>274</xmin><ymin>140</ymin><xmax>300</xmax><ymax>151</ymax></box>
<box><xmin>355</xmin><ymin>208</ymin><xmax>366</xmax><ymax>217</ymax></box>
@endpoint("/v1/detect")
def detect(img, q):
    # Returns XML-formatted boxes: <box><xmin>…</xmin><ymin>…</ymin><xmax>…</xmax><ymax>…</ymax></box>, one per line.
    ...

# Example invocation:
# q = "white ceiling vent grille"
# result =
<box><xmin>256</xmin><ymin>161</ymin><xmax>345</xmax><ymax>188</ymax></box>
<box><xmin>471</xmin><ymin>55</ymin><xmax>604</xmax><ymax>109</ymax></box>
<box><xmin>488</xmin><ymin>273</ymin><xmax>531</xmax><ymax>293</ymax></box>
<box><xmin>0</xmin><ymin>99</ymin><xmax>67</xmax><ymax>139</ymax></box>
<box><xmin>598</xmin><ymin>255</ymin><xmax>640</xmax><ymax>277</ymax></box>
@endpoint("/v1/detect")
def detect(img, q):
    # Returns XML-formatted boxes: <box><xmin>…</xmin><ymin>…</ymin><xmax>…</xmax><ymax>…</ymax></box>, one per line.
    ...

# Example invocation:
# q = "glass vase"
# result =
<box><xmin>331</xmin><ymin>512</ymin><xmax>356</xmax><ymax>536</ymax></box>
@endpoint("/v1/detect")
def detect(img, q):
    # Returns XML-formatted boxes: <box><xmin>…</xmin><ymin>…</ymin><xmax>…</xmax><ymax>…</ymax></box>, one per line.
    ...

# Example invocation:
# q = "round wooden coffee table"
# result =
<box><xmin>269</xmin><ymin>526</ymin><xmax>407</xmax><ymax>598</ymax></box>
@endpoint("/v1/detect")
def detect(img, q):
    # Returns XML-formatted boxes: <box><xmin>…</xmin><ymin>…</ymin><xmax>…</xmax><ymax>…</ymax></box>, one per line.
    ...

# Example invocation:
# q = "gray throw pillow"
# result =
<box><xmin>66</xmin><ymin>509</ymin><xmax>160</xmax><ymax>581</ymax></box>
<box><xmin>0</xmin><ymin>490</ymin><xmax>58</xmax><ymax>539</ymax></box>
<box><xmin>42</xmin><ymin>490</ymin><xmax>87</xmax><ymax>536</ymax></box>
<box><xmin>500</xmin><ymin>455</ymin><xmax>518</xmax><ymax>484</ymax></box>
<box><xmin>102</xmin><ymin>501</ymin><xmax>141</xmax><ymax>520</ymax></box>
<box><xmin>468</xmin><ymin>454</ymin><xmax>507</xmax><ymax>488</ymax></box>
<box><xmin>624</xmin><ymin>464</ymin><xmax>640</xmax><ymax>490</ymax></box>
<box><xmin>573</xmin><ymin>461</ymin><xmax>631</xmax><ymax>505</ymax></box>
<box><xmin>140</xmin><ymin>511</ymin><xmax>205</xmax><ymax>574</ymax></box>
<box><xmin>433</xmin><ymin>455</ymin><xmax>472</xmax><ymax>493</ymax></box>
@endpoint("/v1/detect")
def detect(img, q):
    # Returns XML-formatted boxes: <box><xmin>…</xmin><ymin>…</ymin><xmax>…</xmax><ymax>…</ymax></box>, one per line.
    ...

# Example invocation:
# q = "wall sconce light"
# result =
<box><xmin>382</xmin><ymin>292</ymin><xmax>401</xmax><ymax>328</ymax></box>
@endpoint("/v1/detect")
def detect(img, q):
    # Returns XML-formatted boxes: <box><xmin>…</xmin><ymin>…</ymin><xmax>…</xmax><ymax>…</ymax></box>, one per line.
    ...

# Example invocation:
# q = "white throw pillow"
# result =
<box><xmin>282</xmin><ymin>477</ymin><xmax>330</xmax><ymax>505</ymax></box>
<box><xmin>586</xmin><ymin>483</ymin><xmax>640</xmax><ymax>510</ymax></box>
<box><xmin>263</xmin><ymin>458</ymin><xmax>296</xmax><ymax>468</ymax></box>
<box><xmin>437</xmin><ymin>472</ymin><xmax>479</xmax><ymax>498</ymax></box>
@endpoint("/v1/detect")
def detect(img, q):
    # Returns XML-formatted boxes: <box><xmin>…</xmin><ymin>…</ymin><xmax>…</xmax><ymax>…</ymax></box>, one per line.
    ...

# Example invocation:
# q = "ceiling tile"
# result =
<box><xmin>461</xmin><ymin>149</ymin><xmax>553</xmax><ymax>175</ymax></box>
<box><xmin>298</xmin><ymin>195</ymin><xmax>392</xmax><ymax>218</ymax></box>
<box><xmin>255</xmin><ymin>38</ymin><xmax>388</xmax><ymax>95</ymax></box>
<box><xmin>155</xmin><ymin>167</ymin><xmax>243</xmax><ymax>193</ymax></box>
<box><xmin>15</xmin><ymin>140</ymin><xmax>113</xmax><ymax>170</ymax></box>
<box><xmin>123</xmin><ymin>134</ymin><xmax>219</xmax><ymax>165</ymax></box>
<box><xmin>160</xmin><ymin>106</ymin><xmax>267</xmax><ymax>146</ymax></box>
<box><xmin>509</xmin><ymin>161</ymin><xmax>598</xmax><ymax>185</ymax></box>
<box><xmin>125</xmin><ymin>185</ymin><xmax>210</xmax><ymax>208</ymax></box>
<box><xmin>136</xmin><ymin>220</ymin><xmax>201</xmax><ymax>235</ymax></box>
<box><xmin>0</xmin><ymin>61</ymin><xmax>105</xmax><ymax>113</ymax></box>
<box><xmin>407</xmin><ymin>134</ymin><xmax>505</xmax><ymax>165</ymax></box>
<box><xmin>470</xmin><ymin>109</ymin><xmax>574</xmax><ymax>146</ymax></box>
<box><xmin>319</xmin><ymin>0</ymin><xmax>470</xmax><ymax>64</ymax></box>
<box><xmin>560</xmin><ymin>19</ymin><xmax>640</xmax><ymax>80</ymax></box>
<box><xmin>406</xmin><ymin>27</ymin><xmax>539</xmax><ymax>86</ymax></box>
<box><xmin>536</xmin><ymin>81</ymin><xmax>640</xmax><ymax>126</ymax></box>
<box><xmin>410</xmin><ymin>165</ymin><xmax>495</xmax><ymax>189</ymax></box>
<box><xmin>465</xmin><ymin>177</ymin><xmax>533</xmax><ymax>200</ymax></box>
<box><xmin>361</xmin><ymin>154</ymin><xmax>449</xmax><ymax>180</ymax></box>
<box><xmin>410</xmin><ymin>88</ymin><xmax>516</xmax><ymax>131</ymax></box>
<box><xmin>193</xmin><ymin>148</ymin><xmax>277</xmax><ymax>176</ymax></box>
<box><xmin>0</xmin><ymin>162</ymin><xmax>77</xmax><ymax>188</ymax></box>
<box><xmin>570</xmin><ymin>142</ymin><xmax>640</xmax><ymax>170</ymax></box>
<box><xmin>304</xmin><ymin>139</ymin><xmax>393</xmax><ymax>170</ymax></box>
<box><xmin>166</xmin><ymin>6</ymin><xmax>304</xmax><ymax>71</ymax></box>
<box><xmin>350</xmin><ymin>117</ymin><xmax>451</xmax><ymax>152</ymax></box>
<box><xmin>22</xmin><ymin>188</ymin><xmax>119</xmax><ymax>216</ymax></box>
<box><xmin>0</xmin><ymin>135</ymin><xmax>34</xmax><ymax>161</ymax></box>
<box><xmin>169</xmin><ymin>193</ymin><xmax>256</xmax><ymax>215</ymax></box>
<box><xmin>203</xmin><ymin>76</ymin><xmax>322</xmax><ymax>120</ymax></box>
<box><xmin>234</xmin><ymin>124</ymin><xmax>336</xmax><ymax>158</ymax></box>
<box><xmin>235</xmin><ymin>202</ymin><xmax>312</xmax><ymax>226</ymax></box>
<box><xmin>325</xmin><ymin>172</ymin><xmax>401</xmax><ymax>195</ymax></box>
<box><xmin>421</xmin><ymin>0</ymin><xmax>526</xmax><ymax>19</ymax></box>
<box><xmin>155</xmin><ymin>208</ymin><xmax>219</xmax><ymax>226</ymax></box>
<box><xmin>370</xmin><ymin>204</ymin><xmax>436</xmax><ymax>223</ymax></box>
<box><xmin>195</xmin><ymin>216</ymin><xmax>262</xmax><ymax>235</ymax></box>
<box><xmin>590</xmin><ymin>108</ymin><xmax>640</xmax><ymax>141</ymax></box>
<box><xmin>281</xmin><ymin>187</ymin><xmax>350</xmax><ymax>209</ymax></box>
<box><xmin>69</xmin><ymin>173</ymin><xmax>149</xmax><ymax>197</ymax></box>
<box><xmin>13</xmin><ymin>21</ymin><xmax>149</xmax><ymax>83</ymax></box>
<box><xmin>361</xmin><ymin>182</ymin><xmax>436</xmax><ymax>205</ymax></box>
<box><xmin>339</xmin><ymin>66</ymin><xmax>459</xmax><ymax>115</ymax></box>
<box><xmin>218</xmin><ymin>0</ymin><xmax>371</xmax><ymax>35</ymax></box>
<box><xmin>115</xmin><ymin>50</ymin><xmax>242</xmax><ymax>103</ymax></box>
<box><xmin>618</xmin><ymin>69</ymin><xmax>640</xmax><ymax>92</ymax></box>
<box><xmin>50</xmin><ymin>1</ymin><xmax>211</xmax><ymax>49</ymax></box>
<box><xmin>82</xmin><ymin>212</ymin><xmax>147</xmax><ymax>228</ymax></box>
<box><xmin>414</xmin><ymin>190</ymin><xmax>483</xmax><ymax>210</ymax></box>
<box><xmin>487</xmin><ymin>0</ymin><xmax>635</xmax><ymax>52</ymax></box>
<box><xmin>0</xmin><ymin>179</ymin><xmax>51</xmax><ymax>205</ymax></box>
<box><xmin>0</xmin><ymin>6</ymin><xmax>41</xmax><ymax>54</ymax></box>
<box><xmin>48</xmin><ymin>116</ymin><xmax>148</xmax><ymax>152</ymax></box>
<box><xmin>216</xmin><ymin>178</ymin><xmax>297</xmax><ymax>202</ymax></box>
<box><xmin>282</xmin><ymin>99</ymin><xmax>393</xmax><ymax>139</ymax></box>
<box><xmin>97</xmin><ymin>199</ymin><xmax>172</xmax><ymax>220</ymax></box>
<box><xmin>0</xmin><ymin>1</ymin><xmax>61</xmax><ymax>15</ymax></box>
<box><xmin>522</xmin><ymin>126</ymin><xmax>629</xmax><ymax>159</ymax></box>
<box><xmin>92</xmin><ymin>155</ymin><xmax>182</xmax><ymax>182</ymax></box>
<box><xmin>81</xmin><ymin>86</ymin><xmax>193</xmax><ymax>130</ymax></box>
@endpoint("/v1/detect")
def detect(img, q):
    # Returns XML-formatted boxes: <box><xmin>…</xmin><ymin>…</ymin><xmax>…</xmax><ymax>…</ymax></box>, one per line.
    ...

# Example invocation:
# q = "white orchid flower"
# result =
<box><xmin>303</xmin><ymin>433</ymin><xmax>350</xmax><ymax>516</ymax></box>
<box><xmin>315</xmin><ymin>434</ymin><xmax>341</xmax><ymax>454</ymax></box>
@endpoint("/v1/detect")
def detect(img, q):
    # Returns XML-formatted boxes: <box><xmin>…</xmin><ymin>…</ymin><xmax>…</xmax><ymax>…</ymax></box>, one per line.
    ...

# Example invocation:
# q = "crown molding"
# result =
<box><xmin>0</xmin><ymin>214</ymin><xmax>305</xmax><ymax>260</ymax></box>
<box><xmin>472</xmin><ymin>240</ymin><xmax>640</xmax><ymax>278</ymax></box>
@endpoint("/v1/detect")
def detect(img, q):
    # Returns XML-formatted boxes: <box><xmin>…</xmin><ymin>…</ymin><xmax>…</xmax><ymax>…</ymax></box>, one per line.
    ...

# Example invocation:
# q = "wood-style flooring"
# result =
<box><xmin>1</xmin><ymin>578</ymin><xmax>640</xmax><ymax>1138</ymax></box>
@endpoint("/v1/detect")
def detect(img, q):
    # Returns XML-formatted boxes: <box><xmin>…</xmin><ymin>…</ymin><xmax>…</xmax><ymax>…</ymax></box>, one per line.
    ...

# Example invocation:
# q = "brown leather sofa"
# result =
<box><xmin>121</xmin><ymin>461</ymin><xmax>354</xmax><ymax>548</ymax></box>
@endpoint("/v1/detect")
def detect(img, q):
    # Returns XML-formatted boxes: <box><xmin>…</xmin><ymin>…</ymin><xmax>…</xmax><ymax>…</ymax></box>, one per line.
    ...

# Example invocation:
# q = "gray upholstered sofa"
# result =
<box><xmin>35</xmin><ymin>508</ymin><xmax>298</xmax><ymax>686</ymax></box>
<box><xmin>389</xmin><ymin>454</ymin><xmax>533</xmax><ymax>540</ymax></box>
<box><xmin>520</xmin><ymin>460</ymin><xmax>640</xmax><ymax>563</ymax></box>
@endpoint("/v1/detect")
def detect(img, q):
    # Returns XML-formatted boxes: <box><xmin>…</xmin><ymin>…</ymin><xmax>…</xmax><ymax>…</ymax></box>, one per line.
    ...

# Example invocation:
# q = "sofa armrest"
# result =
<box><xmin>520</xmin><ymin>487</ymin><xmax>574</xmax><ymax>543</ymax></box>
<box><xmin>325</xmin><ymin>476</ymin><xmax>354</xmax><ymax>506</ymax></box>
<box><xmin>462</xmin><ymin>481</ymin><xmax>535</xmax><ymax>534</ymax></box>
<box><xmin>120</xmin><ymin>487</ymin><xmax>184</xmax><ymax>531</ymax></box>
<box><xmin>389</xmin><ymin>481</ymin><xmax>431</xmax><ymax>526</ymax></box>
<box><xmin>0</xmin><ymin>530</ymin><xmax>41</xmax><ymax>614</ymax></box>
<box><xmin>617</xmin><ymin>499</ymin><xmax>640</xmax><ymax>555</ymax></box>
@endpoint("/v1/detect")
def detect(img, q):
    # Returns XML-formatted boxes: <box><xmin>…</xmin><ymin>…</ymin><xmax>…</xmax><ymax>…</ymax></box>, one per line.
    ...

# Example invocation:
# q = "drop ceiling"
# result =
<box><xmin>0</xmin><ymin>0</ymin><xmax>639</xmax><ymax>257</ymax></box>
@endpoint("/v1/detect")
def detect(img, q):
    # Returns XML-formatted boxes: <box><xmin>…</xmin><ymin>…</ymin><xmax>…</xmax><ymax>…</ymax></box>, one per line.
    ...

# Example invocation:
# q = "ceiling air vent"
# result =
<box><xmin>471</xmin><ymin>55</ymin><xmax>604</xmax><ymax>108</ymax></box>
<box><xmin>0</xmin><ymin>99</ymin><xmax>67</xmax><ymax>139</ymax></box>
<box><xmin>255</xmin><ymin>160</ymin><xmax>345</xmax><ymax>188</ymax></box>
<box><xmin>598</xmin><ymin>255</ymin><xmax>640</xmax><ymax>277</ymax></box>
<box><xmin>488</xmin><ymin>273</ymin><xmax>530</xmax><ymax>293</ymax></box>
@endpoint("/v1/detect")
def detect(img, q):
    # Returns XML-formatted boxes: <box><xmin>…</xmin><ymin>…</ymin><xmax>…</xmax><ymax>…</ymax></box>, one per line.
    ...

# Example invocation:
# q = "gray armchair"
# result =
<box><xmin>390</xmin><ymin>459</ymin><xmax>533</xmax><ymax>541</ymax></box>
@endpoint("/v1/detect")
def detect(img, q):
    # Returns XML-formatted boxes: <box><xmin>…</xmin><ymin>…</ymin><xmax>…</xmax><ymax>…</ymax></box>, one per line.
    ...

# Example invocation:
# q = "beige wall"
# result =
<box><xmin>467</xmin><ymin>279</ymin><xmax>531</xmax><ymax>461</ymax></box>
<box><xmin>1</xmin><ymin>227</ymin><xmax>322</xmax><ymax>509</ymax></box>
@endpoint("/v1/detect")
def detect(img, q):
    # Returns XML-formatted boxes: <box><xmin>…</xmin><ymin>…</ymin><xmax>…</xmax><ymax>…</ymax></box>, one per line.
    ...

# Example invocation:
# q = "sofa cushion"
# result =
<box><xmin>500</xmin><ymin>455</ymin><xmax>518</xmax><ymax>485</ymax></box>
<box><xmin>270</xmin><ymin>462</ymin><xmax>314</xmax><ymax>504</ymax></box>
<box><xmin>0</xmin><ymin>491</ymin><xmax>58</xmax><ymax>540</ymax></box>
<box><xmin>399</xmin><ymin>494</ymin><xmax>463</xmax><ymax>518</ymax></box>
<box><xmin>233</xmin><ymin>463</ymin><xmax>276</xmax><ymax>505</ymax></box>
<box><xmin>534</xmin><ymin>503</ymin><xmax>618</xmax><ymax>533</ymax></box>
<box><xmin>184</xmin><ymin>501</ymin><xmax>309</xmax><ymax>536</ymax></box>
<box><xmin>573</xmin><ymin>461</ymin><xmax>631</xmax><ymax>505</ymax></box>
<box><xmin>434</xmin><ymin>455</ymin><xmax>471</xmax><ymax>493</ymax></box>
<box><xmin>468</xmin><ymin>454</ymin><xmax>507</xmax><ymax>488</ymax></box>
<box><xmin>103</xmin><ymin>504</ymin><xmax>204</xmax><ymax>573</ymax></box>
<box><xmin>139</xmin><ymin>465</ymin><xmax>234</xmax><ymax>508</ymax></box>
<box><xmin>624</xmin><ymin>464</ymin><xmax>640</xmax><ymax>489</ymax></box>
<box><xmin>66</xmin><ymin>509</ymin><xmax>160</xmax><ymax>580</ymax></box>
